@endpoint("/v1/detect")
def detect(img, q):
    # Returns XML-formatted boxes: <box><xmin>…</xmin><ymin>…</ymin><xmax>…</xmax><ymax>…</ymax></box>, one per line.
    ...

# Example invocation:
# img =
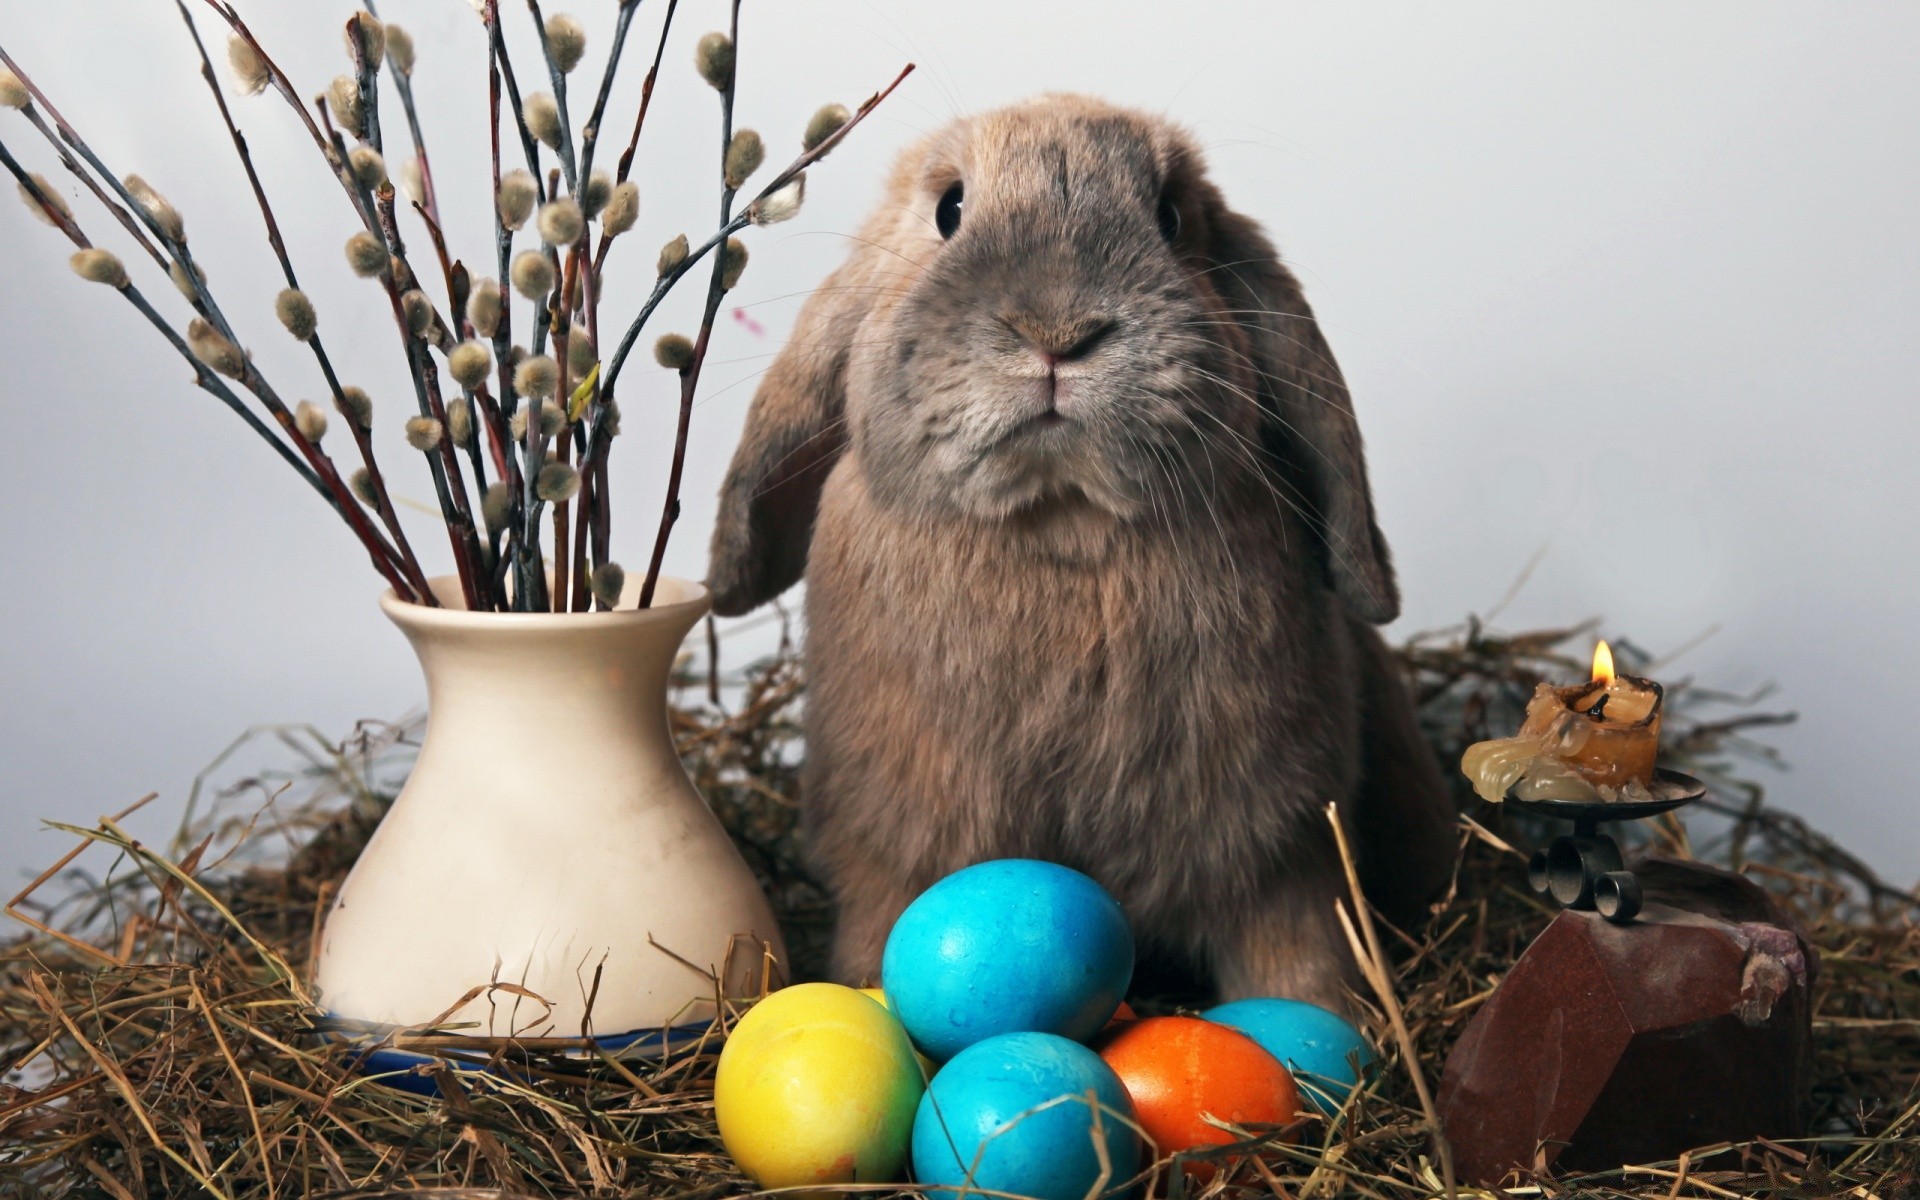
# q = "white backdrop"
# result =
<box><xmin>1</xmin><ymin>2</ymin><xmax>1915</xmax><ymax>885</ymax></box>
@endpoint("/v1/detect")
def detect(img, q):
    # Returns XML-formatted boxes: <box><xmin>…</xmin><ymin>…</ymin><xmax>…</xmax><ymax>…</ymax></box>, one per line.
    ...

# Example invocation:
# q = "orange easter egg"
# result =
<box><xmin>1098</xmin><ymin>1016</ymin><xmax>1300</xmax><ymax>1176</ymax></box>
<box><xmin>1103</xmin><ymin>1000</ymin><xmax>1139</xmax><ymax>1031</ymax></box>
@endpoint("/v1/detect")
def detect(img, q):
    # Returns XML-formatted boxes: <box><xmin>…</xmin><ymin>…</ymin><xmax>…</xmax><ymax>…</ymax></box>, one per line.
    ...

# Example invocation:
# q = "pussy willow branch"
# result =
<box><xmin>10</xmin><ymin>104</ymin><xmax>166</xmax><ymax>274</ymax></box>
<box><xmin>574</xmin><ymin>0</ymin><xmax>644</xmax><ymax>186</ymax></box>
<box><xmin>361</xmin><ymin>0</ymin><xmax>444</xmax><ymax>235</ymax></box>
<box><xmin>525</xmin><ymin>0</ymin><xmax>578</xmax><ymax>193</ymax></box>
<box><xmin>370</xmin><ymin>176</ymin><xmax>489</xmax><ymax>611</ymax></box>
<box><xmin>633</xmin><ymin>0</ymin><xmax>743</xmax><ymax>610</ymax></box>
<box><xmin>600</xmin><ymin>61</ymin><xmax>916</xmax><ymax>397</ymax></box>
<box><xmin>482</xmin><ymin>0</ymin><xmax>569</xmax><ymax>609</ymax></box>
<box><xmin>0</xmin><ymin>50</ymin><xmax>421</xmax><ymax>598</ymax></box>
<box><xmin>484</xmin><ymin>0</ymin><xmax>549</xmax><ymax>208</ymax></box>
<box><xmin>0</xmin><ymin>43</ymin><xmax>226</xmax><ymax>341</ymax></box>
<box><xmin>0</xmin><ymin>138</ymin><xmax>416</xmax><ymax>598</ymax></box>
<box><xmin>530</xmin><ymin>0</ymin><xmax>584</xmax><ymax>611</ymax></box>
<box><xmin>559</xmin><ymin>0</ymin><xmax>642</xmax><ymax>608</ymax></box>
<box><xmin>581</xmin><ymin>57</ymin><xmax>918</xmax><ymax>602</ymax></box>
<box><xmin>173</xmin><ymin>0</ymin><xmax>433</xmax><ymax>603</ymax></box>
<box><xmin>484</xmin><ymin>9</ymin><xmax>539</xmax><ymax>611</ymax></box>
<box><xmin>321</xmin><ymin>93</ymin><xmax>484</xmax><ymax>609</ymax></box>
<box><xmin>594</xmin><ymin>0</ymin><xmax>679</xmax><ymax>279</ymax></box>
<box><xmin>259</xmin><ymin>10</ymin><xmax>484</xmax><ymax>608</ymax></box>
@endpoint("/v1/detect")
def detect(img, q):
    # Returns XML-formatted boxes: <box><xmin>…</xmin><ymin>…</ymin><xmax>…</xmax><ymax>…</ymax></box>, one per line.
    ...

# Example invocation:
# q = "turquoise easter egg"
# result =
<box><xmin>911</xmin><ymin>1031</ymin><xmax>1138</xmax><ymax>1200</ymax></box>
<box><xmin>882</xmin><ymin>859</ymin><xmax>1133</xmax><ymax>1062</ymax></box>
<box><xmin>1203</xmin><ymin>997</ymin><xmax>1377</xmax><ymax>1114</ymax></box>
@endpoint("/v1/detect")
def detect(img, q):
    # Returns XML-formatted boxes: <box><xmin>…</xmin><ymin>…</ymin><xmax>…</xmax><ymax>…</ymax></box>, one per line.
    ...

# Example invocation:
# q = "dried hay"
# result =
<box><xmin>2</xmin><ymin>617</ymin><xmax>1915</xmax><ymax>1198</ymax></box>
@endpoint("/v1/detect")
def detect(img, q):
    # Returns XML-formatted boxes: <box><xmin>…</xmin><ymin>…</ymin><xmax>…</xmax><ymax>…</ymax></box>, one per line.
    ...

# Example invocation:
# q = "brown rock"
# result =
<box><xmin>1439</xmin><ymin>859</ymin><xmax>1815</xmax><ymax>1185</ymax></box>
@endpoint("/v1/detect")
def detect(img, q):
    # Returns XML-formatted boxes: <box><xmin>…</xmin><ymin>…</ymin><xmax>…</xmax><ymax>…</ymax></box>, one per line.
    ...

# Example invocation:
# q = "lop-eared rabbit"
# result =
<box><xmin>708</xmin><ymin>94</ymin><xmax>1456</xmax><ymax>1011</ymax></box>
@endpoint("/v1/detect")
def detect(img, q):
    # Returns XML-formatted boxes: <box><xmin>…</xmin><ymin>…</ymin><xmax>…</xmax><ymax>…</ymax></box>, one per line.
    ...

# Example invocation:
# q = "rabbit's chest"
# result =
<box><xmin>805</xmin><ymin>470</ymin><xmax>1361</xmax><ymax>872</ymax></box>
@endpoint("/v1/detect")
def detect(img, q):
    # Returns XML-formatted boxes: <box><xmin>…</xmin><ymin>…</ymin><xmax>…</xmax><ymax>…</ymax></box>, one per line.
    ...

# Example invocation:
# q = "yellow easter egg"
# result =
<box><xmin>715</xmin><ymin>982</ymin><xmax>924</xmax><ymax>1192</ymax></box>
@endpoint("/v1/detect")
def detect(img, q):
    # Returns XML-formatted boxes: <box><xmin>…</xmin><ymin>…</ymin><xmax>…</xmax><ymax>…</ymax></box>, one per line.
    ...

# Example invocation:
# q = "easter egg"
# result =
<box><xmin>715</xmin><ymin>983</ymin><xmax>923</xmax><ymax>1192</ymax></box>
<box><xmin>883</xmin><ymin>859</ymin><xmax>1133</xmax><ymax>1061</ymax></box>
<box><xmin>1098</xmin><ymin>1016</ymin><xmax>1300</xmax><ymax>1173</ymax></box>
<box><xmin>1204</xmin><ymin>997</ymin><xmax>1377</xmax><ymax>1115</ymax></box>
<box><xmin>911</xmin><ymin>1031</ymin><xmax>1139</xmax><ymax>1200</ymax></box>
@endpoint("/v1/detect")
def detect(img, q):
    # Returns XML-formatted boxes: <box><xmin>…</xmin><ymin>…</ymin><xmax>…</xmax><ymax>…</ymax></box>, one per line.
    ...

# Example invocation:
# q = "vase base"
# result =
<box><xmin>324</xmin><ymin>1016</ymin><xmax>716</xmax><ymax>1095</ymax></box>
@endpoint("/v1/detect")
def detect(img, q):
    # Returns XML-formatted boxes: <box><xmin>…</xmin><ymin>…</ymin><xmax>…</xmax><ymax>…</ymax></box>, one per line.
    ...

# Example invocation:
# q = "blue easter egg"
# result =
<box><xmin>1203</xmin><ymin>998</ymin><xmax>1377</xmax><ymax>1114</ymax></box>
<box><xmin>911</xmin><ymin>1031</ymin><xmax>1138</xmax><ymax>1200</ymax></box>
<box><xmin>883</xmin><ymin>859</ymin><xmax>1133</xmax><ymax>1062</ymax></box>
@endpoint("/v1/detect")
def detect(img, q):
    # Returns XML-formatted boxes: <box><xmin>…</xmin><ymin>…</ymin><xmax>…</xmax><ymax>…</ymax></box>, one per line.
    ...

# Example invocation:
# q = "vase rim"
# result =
<box><xmin>379</xmin><ymin>572</ymin><xmax>709</xmax><ymax>630</ymax></box>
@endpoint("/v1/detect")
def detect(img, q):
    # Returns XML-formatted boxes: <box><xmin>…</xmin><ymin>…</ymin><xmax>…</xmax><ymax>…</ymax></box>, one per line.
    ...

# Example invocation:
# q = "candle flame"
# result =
<box><xmin>1591</xmin><ymin>640</ymin><xmax>1616</xmax><ymax>685</ymax></box>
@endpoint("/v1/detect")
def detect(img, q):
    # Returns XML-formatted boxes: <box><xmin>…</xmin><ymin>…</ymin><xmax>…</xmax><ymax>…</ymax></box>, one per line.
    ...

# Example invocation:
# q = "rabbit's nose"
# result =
<box><xmin>1002</xmin><ymin>313</ymin><xmax>1115</xmax><ymax>365</ymax></box>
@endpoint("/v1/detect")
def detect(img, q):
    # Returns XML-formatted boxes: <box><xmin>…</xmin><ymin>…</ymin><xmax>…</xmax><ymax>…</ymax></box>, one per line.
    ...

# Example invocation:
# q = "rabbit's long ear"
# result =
<box><xmin>1204</xmin><ymin>205</ymin><xmax>1401</xmax><ymax>624</ymax></box>
<box><xmin>706</xmin><ymin>247</ymin><xmax>872</xmax><ymax>615</ymax></box>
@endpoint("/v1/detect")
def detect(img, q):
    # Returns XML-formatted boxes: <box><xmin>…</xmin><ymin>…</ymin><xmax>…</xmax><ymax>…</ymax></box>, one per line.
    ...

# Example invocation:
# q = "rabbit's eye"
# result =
<box><xmin>936</xmin><ymin>182</ymin><xmax>964</xmax><ymax>239</ymax></box>
<box><xmin>1157</xmin><ymin>196</ymin><xmax>1182</xmax><ymax>243</ymax></box>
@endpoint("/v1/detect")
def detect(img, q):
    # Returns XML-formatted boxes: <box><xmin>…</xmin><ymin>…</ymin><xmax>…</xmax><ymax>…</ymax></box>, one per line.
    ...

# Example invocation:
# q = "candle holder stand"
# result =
<box><xmin>1506</xmin><ymin>768</ymin><xmax>1707</xmax><ymax>923</ymax></box>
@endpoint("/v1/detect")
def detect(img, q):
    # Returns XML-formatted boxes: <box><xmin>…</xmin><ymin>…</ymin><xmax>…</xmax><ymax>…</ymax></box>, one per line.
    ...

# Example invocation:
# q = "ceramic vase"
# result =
<box><xmin>313</xmin><ymin>574</ymin><xmax>785</xmax><ymax>1048</ymax></box>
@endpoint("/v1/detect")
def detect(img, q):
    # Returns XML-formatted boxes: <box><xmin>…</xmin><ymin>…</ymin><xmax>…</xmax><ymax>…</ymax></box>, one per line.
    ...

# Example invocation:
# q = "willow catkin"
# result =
<box><xmin>580</xmin><ymin>170</ymin><xmax>613</xmax><ymax>219</ymax></box>
<box><xmin>656</xmin><ymin>233</ymin><xmax>688</xmax><ymax>276</ymax></box>
<box><xmin>345</xmin><ymin>231</ymin><xmax>389</xmax><ymax>277</ymax></box>
<box><xmin>481</xmin><ymin>481</ymin><xmax>513</xmax><ymax>533</ymax></box>
<box><xmin>513</xmin><ymin>354</ymin><xmax>559</xmax><ymax>399</ymax></box>
<box><xmin>544</xmin><ymin>13</ymin><xmax>587</xmax><ymax>74</ymax></box>
<box><xmin>401</xmin><ymin>289</ymin><xmax>435</xmax><ymax>337</ymax></box>
<box><xmin>123</xmin><ymin>174</ymin><xmax>186</xmax><ymax>242</ymax></box>
<box><xmin>328</xmin><ymin>76</ymin><xmax>365</xmax><ymax>140</ymax></box>
<box><xmin>567</xmin><ymin>334</ymin><xmax>596</xmax><ymax>378</ymax></box>
<box><xmin>446</xmin><ymin>398</ymin><xmax>474</xmax><ymax>448</ymax></box>
<box><xmin>170</xmin><ymin>260</ymin><xmax>202</xmax><ymax>300</ymax></box>
<box><xmin>227</xmin><ymin>35</ymin><xmax>270</xmax><ymax>96</ymax></box>
<box><xmin>590</xmin><ymin>562</ymin><xmax>625</xmax><ymax>609</ymax></box>
<box><xmin>523</xmin><ymin>92</ymin><xmax>562</xmax><ymax>151</ymax></box>
<box><xmin>275</xmin><ymin>288</ymin><xmax>318</xmax><ymax>341</ymax></box>
<box><xmin>497</xmin><ymin>170</ymin><xmax>537</xmax><ymax>230</ymax></box>
<box><xmin>536</xmin><ymin>198</ymin><xmax>584</xmax><ymax>247</ymax></box>
<box><xmin>404</xmin><ymin>416</ymin><xmax>443</xmax><ymax>452</ymax></box>
<box><xmin>68</xmin><ymin>249</ymin><xmax>128</xmax><ymax>288</ymax></box>
<box><xmin>385</xmin><ymin>23</ymin><xmax>416</xmax><ymax>75</ymax></box>
<box><xmin>294</xmin><ymin>400</ymin><xmax>329</xmax><ymax>443</ymax></box>
<box><xmin>467</xmin><ymin>279</ymin><xmax>504</xmax><ymax>338</ymax></box>
<box><xmin>720</xmin><ymin>237</ymin><xmax>748</xmax><ymax>291</ymax></box>
<box><xmin>448</xmin><ymin>340</ymin><xmax>492</xmax><ymax>390</ymax></box>
<box><xmin>349</xmin><ymin>146</ymin><xmax>387</xmax><ymax>189</ymax></box>
<box><xmin>510</xmin><ymin>250</ymin><xmax>555</xmax><ymax>300</ymax></box>
<box><xmin>187</xmin><ymin>319</ymin><xmax>246</xmax><ymax>379</ymax></box>
<box><xmin>654</xmin><ymin>333</ymin><xmax>694</xmax><ymax>370</ymax></box>
<box><xmin>694</xmin><ymin>32</ymin><xmax>733</xmax><ymax>91</ymax></box>
<box><xmin>724</xmin><ymin>129</ymin><xmax>764</xmax><ymax>190</ymax></box>
<box><xmin>535</xmin><ymin>461</ymin><xmax>580</xmax><ymax>503</ymax></box>
<box><xmin>344</xmin><ymin>13</ymin><xmax>386</xmax><ymax>65</ymax></box>
<box><xmin>804</xmin><ymin>103</ymin><xmax>851</xmax><ymax>154</ymax></box>
<box><xmin>752</xmin><ymin>175</ymin><xmax>806</xmax><ymax>226</ymax></box>
<box><xmin>340</xmin><ymin>386</ymin><xmax>374</xmax><ymax>431</ymax></box>
<box><xmin>601</xmin><ymin>181</ymin><xmax>640</xmax><ymax>237</ymax></box>
<box><xmin>17</xmin><ymin>174</ymin><xmax>71</xmax><ymax>226</ymax></box>
<box><xmin>0</xmin><ymin>69</ymin><xmax>30</xmax><ymax>109</ymax></box>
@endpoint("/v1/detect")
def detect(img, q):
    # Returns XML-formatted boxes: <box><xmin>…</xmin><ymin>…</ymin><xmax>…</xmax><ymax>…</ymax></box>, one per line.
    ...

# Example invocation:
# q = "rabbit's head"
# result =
<box><xmin>711</xmin><ymin>94</ymin><xmax>1399</xmax><ymax>622</ymax></box>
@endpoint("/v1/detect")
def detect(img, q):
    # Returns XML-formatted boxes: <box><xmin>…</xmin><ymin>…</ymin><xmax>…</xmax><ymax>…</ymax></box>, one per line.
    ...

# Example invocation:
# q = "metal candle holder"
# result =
<box><xmin>1507</xmin><ymin>768</ymin><xmax>1707</xmax><ymax>923</ymax></box>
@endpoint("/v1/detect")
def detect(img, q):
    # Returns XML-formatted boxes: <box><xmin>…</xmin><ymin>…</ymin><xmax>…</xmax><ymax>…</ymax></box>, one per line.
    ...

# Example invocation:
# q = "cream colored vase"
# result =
<box><xmin>313</xmin><ymin>574</ymin><xmax>785</xmax><ymax>1046</ymax></box>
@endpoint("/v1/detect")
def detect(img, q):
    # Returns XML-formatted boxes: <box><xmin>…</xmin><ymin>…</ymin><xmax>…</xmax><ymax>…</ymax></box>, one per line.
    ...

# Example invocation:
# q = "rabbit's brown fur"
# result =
<box><xmin>708</xmin><ymin>95</ymin><xmax>1456</xmax><ymax>1012</ymax></box>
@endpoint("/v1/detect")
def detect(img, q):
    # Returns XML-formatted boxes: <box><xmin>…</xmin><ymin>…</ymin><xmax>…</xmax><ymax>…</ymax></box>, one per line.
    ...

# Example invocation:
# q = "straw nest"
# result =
<box><xmin>2</xmin><ymin>617</ymin><xmax>1915</xmax><ymax>1198</ymax></box>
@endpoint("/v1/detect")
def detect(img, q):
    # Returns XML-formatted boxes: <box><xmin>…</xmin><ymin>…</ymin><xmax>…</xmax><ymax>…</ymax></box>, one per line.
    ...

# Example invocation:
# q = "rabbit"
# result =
<box><xmin>706</xmin><ymin>94</ymin><xmax>1457</xmax><ymax>1013</ymax></box>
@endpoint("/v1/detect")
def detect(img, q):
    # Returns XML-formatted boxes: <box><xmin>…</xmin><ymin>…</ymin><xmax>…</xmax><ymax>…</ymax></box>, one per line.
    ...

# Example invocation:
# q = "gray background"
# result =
<box><xmin>1</xmin><ymin>2</ymin><xmax>1914</xmax><ymax>885</ymax></box>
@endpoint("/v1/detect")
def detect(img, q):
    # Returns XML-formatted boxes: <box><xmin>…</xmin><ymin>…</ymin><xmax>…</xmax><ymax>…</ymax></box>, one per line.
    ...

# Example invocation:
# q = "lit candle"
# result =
<box><xmin>1461</xmin><ymin>640</ymin><xmax>1664</xmax><ymax>804</ymax></box>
